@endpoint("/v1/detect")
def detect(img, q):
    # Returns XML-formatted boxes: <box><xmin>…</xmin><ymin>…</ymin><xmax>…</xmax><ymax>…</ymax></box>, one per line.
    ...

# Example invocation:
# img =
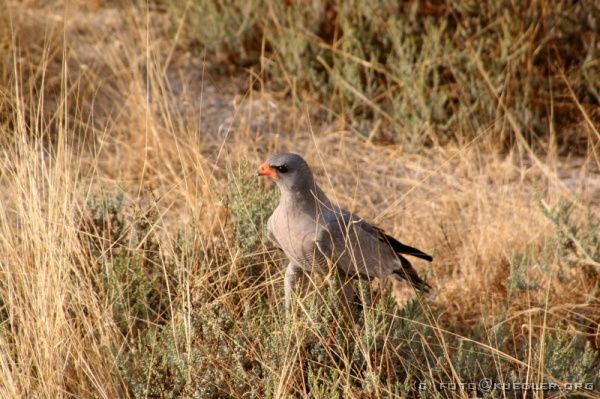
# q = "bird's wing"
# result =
<box><xmin>394</xmin><ymin>253</ymin><xmax>430</xmax><ymax>291</ymax></box>
<box><xmin>315</xmin><ymin>209</ymin><xmax>431</xmax><ymax>290</ymax></box>
<box><xmin>315</xmin><ymin>210</ymin><xmax>386</xmax><ymax>279</ymax></box>
<box><xmin>355</xmin><ymin>218</ymin><xmax>433</xmax><ymax>262</ymax></box>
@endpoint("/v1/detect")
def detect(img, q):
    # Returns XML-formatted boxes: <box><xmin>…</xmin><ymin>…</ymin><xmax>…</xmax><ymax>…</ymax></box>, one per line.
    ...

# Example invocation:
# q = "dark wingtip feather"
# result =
<box><xmin>383</xmin><ymin>233</ymin><xmax>433</xmax><ymax>262</ymax></box>
<box><xmin>361</xmin><ymin>222</ymin><xmax>433</xmax><ymax>262</ymax></box>
<box><xmin>392</xmin><ymin>269</ymin><xmax>431</xmax><ymax>293</ymax></box>
<box><xmin>418</xmin><ymin>253</ymin><xmax>433</xmax><ymax>262</ymax></box>
<box><xmin>393</xmin><ymin>255</ymin><xmax>431</xmax><ymax>292</ymax></box>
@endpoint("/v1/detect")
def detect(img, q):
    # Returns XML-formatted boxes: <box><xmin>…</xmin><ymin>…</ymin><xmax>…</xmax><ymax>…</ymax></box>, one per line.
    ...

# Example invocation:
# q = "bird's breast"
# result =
<box><xmin>271</xmin><ymin>208</ymin><xmax>328</xmax><ymax>273</ymax></box>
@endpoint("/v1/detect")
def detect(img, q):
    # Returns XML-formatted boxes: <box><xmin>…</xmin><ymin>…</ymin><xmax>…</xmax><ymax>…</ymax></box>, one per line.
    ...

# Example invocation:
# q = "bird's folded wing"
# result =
<box><xmin>314</xmin><ymin>208</ymin><xmax>356</xmax><ymax>254</ymax></box>
<box><xmin>314</xmin><ymin>213</ymin><xmax>384</xmax><ymax>279</ymax></box>
<box><xmin>314</xmin><ymin>221</ymin><xmax>334</xmax><ymax>262</ymax></box>
<box><xmin>357</xmin><ymin>220</ymin><xmax>433</xmax><ymax>262</ymax></box>
<box><xmin>315</xmin><ymin>210</ymin><xmax>432</xmax><ymax>280</ymax></box>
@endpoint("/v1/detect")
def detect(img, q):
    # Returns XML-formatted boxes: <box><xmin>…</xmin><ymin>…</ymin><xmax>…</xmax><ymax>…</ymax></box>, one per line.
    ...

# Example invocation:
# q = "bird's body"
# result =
<box><xmin>258</xmin><ymin>153</ymin><xmax>432</xmax><ymax>312</ymax></box>
<box><xmin>266</xmin><ymin>185</ymin><xmax>331</xmax><ymax>275</ymax></box>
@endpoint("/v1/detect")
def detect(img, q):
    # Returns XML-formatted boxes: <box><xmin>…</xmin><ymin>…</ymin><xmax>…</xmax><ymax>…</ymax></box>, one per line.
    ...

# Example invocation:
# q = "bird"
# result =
<box><xmin>257</xmin><ymin>152</ymin><xmax>432</xmax><ymax>313</ymax></box>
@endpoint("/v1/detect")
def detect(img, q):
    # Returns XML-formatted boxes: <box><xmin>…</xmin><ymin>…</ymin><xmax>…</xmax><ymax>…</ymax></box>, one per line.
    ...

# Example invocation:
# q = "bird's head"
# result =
<box><xmin>257</xmin><ymin>152</ymin><xmax>314</xmax><ymax>192</ymax></box>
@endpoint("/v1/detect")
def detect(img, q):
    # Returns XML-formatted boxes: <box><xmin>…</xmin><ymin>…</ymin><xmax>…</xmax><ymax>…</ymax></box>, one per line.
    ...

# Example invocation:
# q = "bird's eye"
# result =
<box><xmin>275</xmin><ymin>164</ymin><xmax>288</xmax><ymax>173</ymax></box>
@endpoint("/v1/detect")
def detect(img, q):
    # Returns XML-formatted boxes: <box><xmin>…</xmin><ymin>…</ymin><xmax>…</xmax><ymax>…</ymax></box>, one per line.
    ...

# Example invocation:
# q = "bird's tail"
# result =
<box><xmin>378</xmin><ymin>230</ymin><xmax>433</xmax><ymax>262</ymax></box>
<box><xmin>392</xmin><ymin>255</ymin><xmax>431</xmax><ymax>292</ymax></box>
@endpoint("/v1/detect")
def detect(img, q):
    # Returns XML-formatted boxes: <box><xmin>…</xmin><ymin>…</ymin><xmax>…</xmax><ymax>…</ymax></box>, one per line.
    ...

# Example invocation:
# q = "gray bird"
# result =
<box><xmin>257</xmin><ymin>152</ymin><xmax>432</xmax><ymax>312</ymax></box>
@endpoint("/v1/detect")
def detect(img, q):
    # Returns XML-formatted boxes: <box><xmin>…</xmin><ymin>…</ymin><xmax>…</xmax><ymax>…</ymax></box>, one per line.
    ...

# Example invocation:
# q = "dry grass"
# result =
<box><xmin>0</xmin><ymin>1</ymin><xmax>598</xmax><ymax>398</ymax></box>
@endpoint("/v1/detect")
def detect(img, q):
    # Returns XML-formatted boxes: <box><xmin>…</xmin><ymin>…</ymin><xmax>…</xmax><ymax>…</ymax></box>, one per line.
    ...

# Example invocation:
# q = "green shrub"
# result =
<box><xmin>227</xmin><ymin>160</ymin><xmax>278</xmax><ymax>252</ymax></box>
<box><xmin>80</xmin><ymin>190</ymin><xmax>175</xmax><ymax>336</ymax></box>
<box><xmin>540</xmin><ymin>198</ymin><xmax>600</xmax><ymax>273</ymax></box>
<box><xmin>182</xmin><ymin>0</ymin><xmax>599</xmax><ymax>147</ymax></box>
<box><xmin>540</xmin><ymin>333</ymin><xmax>599</xmax><ymax>387</ymax></box>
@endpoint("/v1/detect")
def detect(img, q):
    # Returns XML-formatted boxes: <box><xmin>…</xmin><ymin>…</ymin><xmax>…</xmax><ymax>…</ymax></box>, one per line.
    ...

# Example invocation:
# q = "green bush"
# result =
<box><xmin>182</xmin><ymin>0</ymin><xmax>599</xmax><ymax>147</ymax></box>
<box><xmin>80</xmin><ymin>190</ymin><xmax>175</xmax><ymax>336</ymax></box>
<box><xmin>227</xmin><ymin>160</ymin><xmax>278</xmax><ymax>252</ymax></box>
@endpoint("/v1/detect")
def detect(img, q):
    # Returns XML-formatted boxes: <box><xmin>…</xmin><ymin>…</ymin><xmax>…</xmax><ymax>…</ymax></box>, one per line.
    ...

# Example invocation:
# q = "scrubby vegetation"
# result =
<box><xmin>182</xmin><ymin>0</ymin><xmax>599</xmax><ymax>148</ymax></box>
<box><xmin>0</xmin><ymin>1</ymin><xmax>598</xmax><ymax>398</ymax></box>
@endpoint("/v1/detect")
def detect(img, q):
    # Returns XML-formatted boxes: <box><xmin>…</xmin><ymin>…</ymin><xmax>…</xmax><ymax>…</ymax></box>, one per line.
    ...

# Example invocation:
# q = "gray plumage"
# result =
<box><xmin>258</xmin><ymin>152</ymin><xmax>432</xmax><ymax>312</ymax></box>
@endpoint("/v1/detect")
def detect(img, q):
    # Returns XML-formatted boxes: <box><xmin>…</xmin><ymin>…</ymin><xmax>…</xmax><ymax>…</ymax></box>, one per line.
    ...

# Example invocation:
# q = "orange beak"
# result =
<box><xmin>257</xmin><ymin>162</ymin><xmax>278</xmax><ymax>179</ymax></box>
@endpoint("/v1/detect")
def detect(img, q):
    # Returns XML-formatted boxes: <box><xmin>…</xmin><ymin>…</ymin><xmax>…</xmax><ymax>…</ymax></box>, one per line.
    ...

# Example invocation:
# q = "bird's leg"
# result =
<box><xmin>284</xmin><ymin>262</ymin><xmax>303</xmax><ymax>313</ymax></box>
<box><xmin>338</xmin><ymin>276</ymin><xmax>359</xmax><ymax>322</ymax></box>
<box><xmin>325</xmin><ymin>273</ymin><xmax>361</xmax><ymax>347</ymax></box>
